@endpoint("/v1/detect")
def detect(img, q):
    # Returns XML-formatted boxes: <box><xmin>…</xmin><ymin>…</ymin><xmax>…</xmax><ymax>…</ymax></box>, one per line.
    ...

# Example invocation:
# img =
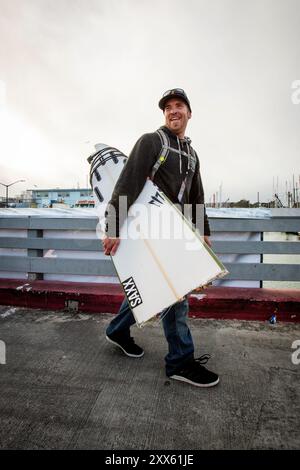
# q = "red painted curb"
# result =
<box><xmin>0</xmin><ymin>279</ymin><xmax>299</xmax><ymax>322</ymax></box>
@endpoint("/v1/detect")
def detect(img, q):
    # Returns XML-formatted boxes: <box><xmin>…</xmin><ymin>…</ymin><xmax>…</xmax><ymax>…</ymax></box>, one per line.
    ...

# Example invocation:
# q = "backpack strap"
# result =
<box><xmin>177</xmin><ymin>144</ymin><xmax>197</xmax><ymax>203</ymax></box>
<box><xmin>150</xmin><ymin>129</ymin><xmax>198</xmax><ymax>203</ymax></box>
<box><xmin>150</xmin><ymin>129</ymin><xmax>170</xmax><ymax>181</ymax></box>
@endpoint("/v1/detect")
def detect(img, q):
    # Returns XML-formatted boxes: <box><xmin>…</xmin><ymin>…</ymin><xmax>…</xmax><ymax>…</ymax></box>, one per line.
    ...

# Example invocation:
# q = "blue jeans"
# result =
<box><xmin>106</xmin><ymin>297</ymin><xmax>194</xmax><ymax>376</ymax></box>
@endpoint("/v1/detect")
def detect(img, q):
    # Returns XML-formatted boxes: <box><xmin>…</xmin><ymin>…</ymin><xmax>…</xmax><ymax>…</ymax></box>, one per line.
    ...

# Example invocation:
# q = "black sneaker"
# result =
<box><xmin>169</xmin><ymin>354</ymin><xmax>219</xmax><ymax>387</ymax></box>
<box><xmin>106</xmin><ymin>332</ymin><xmax>144</xmax><ymax>358</ymax></box>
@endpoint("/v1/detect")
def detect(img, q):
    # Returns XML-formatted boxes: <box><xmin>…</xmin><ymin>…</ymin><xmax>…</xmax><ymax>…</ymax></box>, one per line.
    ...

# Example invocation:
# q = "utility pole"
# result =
<box><xmin>0</xmin><ymin>180</ymin><xmax>26</xmax><ymax>207</ymax></box>
<box><xmin>293</xmin><ymin>174</ymin><xmax>296</xmax><ymax>207</ymax></box>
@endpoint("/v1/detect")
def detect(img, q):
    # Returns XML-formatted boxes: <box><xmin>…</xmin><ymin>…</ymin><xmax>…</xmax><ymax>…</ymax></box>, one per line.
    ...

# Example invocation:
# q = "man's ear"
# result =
<box><xmin>188</xmin><ymin>111</ymin><xmax>192</xmax><ymax>119</ymax></box>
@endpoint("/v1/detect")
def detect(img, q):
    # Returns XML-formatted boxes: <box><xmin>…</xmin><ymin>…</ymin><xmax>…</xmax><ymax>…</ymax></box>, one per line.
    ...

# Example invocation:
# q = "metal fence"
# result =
<box><xmin>0</xmin><ymin>210</ymin><xmax>299</xmax><ymax>284</ymax></box>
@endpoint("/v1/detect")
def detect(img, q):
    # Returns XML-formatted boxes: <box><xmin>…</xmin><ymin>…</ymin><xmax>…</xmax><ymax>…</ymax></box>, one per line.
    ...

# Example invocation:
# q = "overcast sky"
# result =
<box><xmin>0</xmin><ymin>0</ymin><xmax>299</xmax><ymax>203</ymax></box>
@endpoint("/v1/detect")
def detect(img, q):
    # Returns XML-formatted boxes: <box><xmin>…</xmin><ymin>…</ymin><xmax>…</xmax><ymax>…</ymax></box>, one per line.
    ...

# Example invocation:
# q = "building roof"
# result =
<box><xmin>27</xmin><ymin>188</ymin><xmax>91</xmax><ymax>192</ymax></box>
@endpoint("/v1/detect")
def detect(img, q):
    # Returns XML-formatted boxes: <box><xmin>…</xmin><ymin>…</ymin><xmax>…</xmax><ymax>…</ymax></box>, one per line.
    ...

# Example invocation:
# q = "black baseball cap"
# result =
<box><xmin>158</xmin><ymin>88</ymin><xmax>192</xmax><ymax>112</ymax></box>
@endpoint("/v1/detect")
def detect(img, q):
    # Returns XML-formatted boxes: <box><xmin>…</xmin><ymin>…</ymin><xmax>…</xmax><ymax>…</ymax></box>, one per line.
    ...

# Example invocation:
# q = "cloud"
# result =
<box><xmin>0</xmin><ymin>0</ymin><xmax>299</xmax><ymax>202</ymax></box>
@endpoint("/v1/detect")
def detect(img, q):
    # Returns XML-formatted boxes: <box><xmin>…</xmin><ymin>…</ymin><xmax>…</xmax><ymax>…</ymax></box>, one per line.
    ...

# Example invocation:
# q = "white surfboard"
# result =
<box><xmin>88</xmin><ymin>143</ymin><xmax>228</xmax><ymax>327</ymax></box>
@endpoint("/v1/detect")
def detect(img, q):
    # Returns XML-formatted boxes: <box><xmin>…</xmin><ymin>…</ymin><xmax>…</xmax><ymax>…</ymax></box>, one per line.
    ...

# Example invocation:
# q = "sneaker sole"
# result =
<box><xmin>169</xmin><ymin>374</ymin><xmax>220</xmax><ymax>388</ymax></box>
<box><xmin>106</xmin><ymin>335</ymin><xmax>144</xmax><ymax>358</ymax></box>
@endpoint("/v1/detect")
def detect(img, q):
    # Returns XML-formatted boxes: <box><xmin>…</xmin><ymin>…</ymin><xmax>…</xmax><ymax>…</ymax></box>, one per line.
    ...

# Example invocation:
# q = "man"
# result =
<box><xmin>103</xmin><ymin>88</ymin><xmax>219</xmax><ymax>388</ymax></box>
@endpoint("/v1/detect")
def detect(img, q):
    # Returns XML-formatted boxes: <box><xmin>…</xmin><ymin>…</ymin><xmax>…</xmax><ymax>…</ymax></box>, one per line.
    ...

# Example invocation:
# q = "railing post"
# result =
<box><xmin>27</xmin><ymin>229</ymin><xmax>44</xmax><ymax>280</ymax></box>
<box><xmin>260</xmin><ymin>231</ymin><xmax>263</xmax><ymax>288</ymax></box>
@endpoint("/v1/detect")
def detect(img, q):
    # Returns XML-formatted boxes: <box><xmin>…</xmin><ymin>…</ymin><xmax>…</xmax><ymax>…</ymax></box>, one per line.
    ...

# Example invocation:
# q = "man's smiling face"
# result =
<box><xmin>164</xmin><ymin>98</ymin><xmax>191</xmax><ymax>138</ymax></box>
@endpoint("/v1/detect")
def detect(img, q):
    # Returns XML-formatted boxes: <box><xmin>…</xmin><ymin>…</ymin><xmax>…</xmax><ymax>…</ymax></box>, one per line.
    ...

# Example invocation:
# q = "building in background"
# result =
<box><xmin>25</xmin><ymin>188</ymin><xmax>94</xmax><ymax>208</ymax></box>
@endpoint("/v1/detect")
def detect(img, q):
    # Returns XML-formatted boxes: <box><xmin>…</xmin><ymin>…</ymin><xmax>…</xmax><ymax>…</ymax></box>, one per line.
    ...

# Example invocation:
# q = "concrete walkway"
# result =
<box><xmin>0</xmin><ymin>305</ymin><xmax>299</xmax><ymax>450</ymax></box>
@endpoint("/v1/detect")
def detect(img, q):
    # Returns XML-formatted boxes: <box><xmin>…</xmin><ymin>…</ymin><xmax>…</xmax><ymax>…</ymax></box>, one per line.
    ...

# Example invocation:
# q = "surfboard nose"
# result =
<box><xmin>95</xmin><ymin>143</ymin><xmax>108</xmax><ymax>151</ymax></box>
<box><xmin>87</xmin><ymin>143</ymin><xmax>108</xmax><ymax>164</ymax></box>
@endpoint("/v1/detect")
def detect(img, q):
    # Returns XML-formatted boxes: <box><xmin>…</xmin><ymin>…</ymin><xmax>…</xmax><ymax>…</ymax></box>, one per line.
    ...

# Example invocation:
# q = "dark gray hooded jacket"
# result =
<box><xmin>105</xmin><ymin>125</ymin><xmax>210</xmax><ymax>237</ymax></box>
